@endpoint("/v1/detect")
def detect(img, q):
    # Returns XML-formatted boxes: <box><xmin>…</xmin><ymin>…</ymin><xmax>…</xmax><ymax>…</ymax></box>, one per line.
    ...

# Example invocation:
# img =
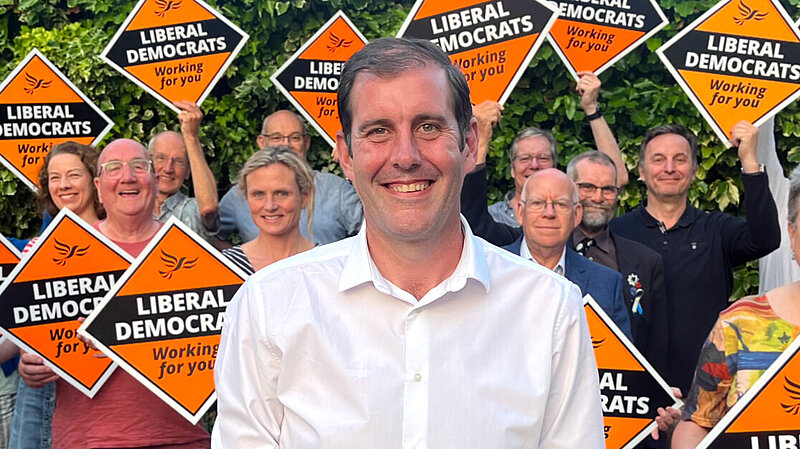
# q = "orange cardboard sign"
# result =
<box><xmin>271</xmin><ymin>11</ymin><xmax>367</xmax><ymax>148</ymax></box>
<box><xmin>0</xmin><ymin>234</ymin><xmax>21</xmax><ymax>284</ymax></box>
<box><xmin>100</xmin><ymin>0</ymin><xmax>248</xmax><ymax>114</ymax></box>
<box><xmin>0</xmin><ymin>208</ymin><xmax>132</xmax><ymax>397</ymax></box>
<box><xmin>397</xmin><ymin>0</ymin><xmax>559</xmax><ymax>105</ymax></box>
<box><xmin>546</xmin><ymin>0</ymin><xmax>667</xmax><ymax>80</ymax></box>
<box><xmin>0</xmin><ymin>49</ymin><xmax>113</xmax><ymax>192</ymax></box>
<box><xmin>657</xmin><ymin>0</ymin><xmax>800</xmax><ymax>146</ymax></box>
<box><xmin>696</xmin><ymin>328</ymin><xmax>800</xmax><ymax>448</ymax></box>
<box><xmin>80</xmin><ymin>217</ymin><xmax>247</xmax><ymax>423</ymax></box>
<box><xmin>584</xmin><ymin>295</ymin><xmax>681</xmax><ymax>449</ymax></box>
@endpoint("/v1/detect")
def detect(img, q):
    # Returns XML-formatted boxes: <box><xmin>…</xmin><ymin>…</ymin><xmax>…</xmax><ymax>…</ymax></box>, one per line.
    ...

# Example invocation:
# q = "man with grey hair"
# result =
<box><xmin>217</xmin><ymin>109</ymin><xmax>362</xmax><ymax>245</ymax></box>
<box><xmin>149</xmin><ymin>101</ymin><xmax>219</xmax><ymax>242</ymax></box>
<box><xmin>213</xmin><ymin>37</ymin><xmax>604</xmax><ymax>448</ymax></box>
<box><xmin>610</xmin><ymin>121</ymin><xmax>780</xmax><ymax>395</ymax></box>
<box><xmin>566</xmin><ymin>151</ymin><xmax>668</xmax><ymax>374</ymax></box>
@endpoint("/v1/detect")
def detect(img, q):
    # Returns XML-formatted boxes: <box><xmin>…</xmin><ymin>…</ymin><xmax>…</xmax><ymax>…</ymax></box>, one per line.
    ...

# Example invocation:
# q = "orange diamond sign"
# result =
<box><xmin>397</xmin><ymin>0</ymin><xmax>559</xmax><ymax>105</ymax></box>
<box><xmin>546</xmin><ymin>0</ymin><xmax>668</xmax><ymax>80</ymax></box>
<box><xmin>80</xmin><ymin>217</ymin><xmax>247</xmax><ymax>423</ymax></box>
<box><xmin>271</xmin><ymin>11</ymin><xmax>368</xmax><ymax>148</ymax></box>
<box><xmin>585</xmin><ymin>295</ymin><xmax>681</xmax><ymax>449</ymax></box>
<box><xmin>696</xmin><ymin>329</ymin><xmax>800</xmax><ymax>448</ymax></box>
<box><xmin>100</xmin><ymin>0</ymin><xmax>249</xmax><ymax>114</ymax></box>
<box><xmin>0</xmin><ymin>208</ymin><xmax>132</xmax><ymax>397</ymax></box>
<box><xmin>657</xmin><ymin>0</ymin><xmax>800</xmax><ymax>145</ymax></box>
<box><xmin>0</xmin><ymin>49</ymin><xmax>113</xmax><ymax>192</ymax></box>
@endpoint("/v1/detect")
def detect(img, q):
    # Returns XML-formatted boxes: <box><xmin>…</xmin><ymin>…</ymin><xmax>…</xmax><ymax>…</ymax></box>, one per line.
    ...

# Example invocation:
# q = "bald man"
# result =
<box><xmin>218</xmin><ymin>110</ymin><xmax>362</xmax><ymax>245</ymax></box>
<box><xmin>149</xmin><ymin>101</ymin><xmax>219</xmax><ymax>242</ymax></box>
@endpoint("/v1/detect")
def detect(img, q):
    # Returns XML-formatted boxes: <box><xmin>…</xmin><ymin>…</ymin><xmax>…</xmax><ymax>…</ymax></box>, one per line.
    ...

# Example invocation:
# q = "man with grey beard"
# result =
<box><xmin>566</xmin><ymin>151</ymin><xmax>668</xmax><ymax>374</ymax></box>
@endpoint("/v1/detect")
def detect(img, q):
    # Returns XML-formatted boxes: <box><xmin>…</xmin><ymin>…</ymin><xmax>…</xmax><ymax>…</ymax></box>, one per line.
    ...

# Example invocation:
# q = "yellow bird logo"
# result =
<box><xmin>158</xmin><ymin>249</ymin><xmax>198</xmax><ymax>280</ymax></box>
<box><xmin>781</xmin><ymin>376</ymin><xmax>800</xmax><ymax>415</ymax></box>
<box><xmin>327</xmin><ymin>32</ymin><xmax>352</xmax><ymax>53</ymax></box>
<box><xmin>23</xmin><ymin>73</ymin><xmax>52</xmax><ymax>95</ymax></box>
<box><xmin>52</xmin><ymin>239</ymin><xmax>89</xmax><ymax>266</ymax></box>
<box><xmin>734</xmin><ymin>0</ymin><xmax>768</xmax><ymax>26</ymax></box>
<box><xmin>154</xmin><ymin>0</ymin><xmax>182</xmax><ymax>17</ymax></box>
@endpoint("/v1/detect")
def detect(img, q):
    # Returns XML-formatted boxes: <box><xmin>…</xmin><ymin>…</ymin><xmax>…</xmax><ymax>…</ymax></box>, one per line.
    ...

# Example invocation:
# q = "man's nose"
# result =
<box><xmin>390</xmin><ymin>131</ymin><xmax>422</xmax><ymax>170</ymax></box>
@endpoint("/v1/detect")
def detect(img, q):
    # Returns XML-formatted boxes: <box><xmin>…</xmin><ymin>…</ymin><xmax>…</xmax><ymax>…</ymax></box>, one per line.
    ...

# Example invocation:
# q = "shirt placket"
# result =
<box><xmin>402</xmin><ymin>305</ymin><xmax>430</xmax><ymax>449</ymax></box>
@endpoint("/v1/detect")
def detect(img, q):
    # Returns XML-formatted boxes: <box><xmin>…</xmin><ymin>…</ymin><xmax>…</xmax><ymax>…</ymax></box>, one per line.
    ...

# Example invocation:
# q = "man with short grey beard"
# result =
<box><xmin>566</xmin><ymin>151</ymin><xmax>668</xmax><ymax>376</ymax></box>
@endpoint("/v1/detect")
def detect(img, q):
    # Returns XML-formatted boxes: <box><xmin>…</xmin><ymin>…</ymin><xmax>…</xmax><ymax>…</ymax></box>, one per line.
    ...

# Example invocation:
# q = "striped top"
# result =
<box><xmin>221</xmin><ymin>245</ymin><xmax>254</xmax><ymax>276</ymax></box>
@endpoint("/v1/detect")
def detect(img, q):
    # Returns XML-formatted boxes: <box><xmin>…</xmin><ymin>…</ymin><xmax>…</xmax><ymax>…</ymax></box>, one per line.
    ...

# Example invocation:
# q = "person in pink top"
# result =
<box><xmin>18</xmin><ymin>139</ymin><xmax>210</xmax><ymax>448</ymax></box>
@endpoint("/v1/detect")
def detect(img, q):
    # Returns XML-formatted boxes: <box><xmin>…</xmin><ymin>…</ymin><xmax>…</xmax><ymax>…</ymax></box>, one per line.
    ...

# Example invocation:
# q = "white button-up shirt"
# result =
<box><xmin>212</xmin><ymin>218</ymin><xmax>604</xmax><ymax>449</ymax></box>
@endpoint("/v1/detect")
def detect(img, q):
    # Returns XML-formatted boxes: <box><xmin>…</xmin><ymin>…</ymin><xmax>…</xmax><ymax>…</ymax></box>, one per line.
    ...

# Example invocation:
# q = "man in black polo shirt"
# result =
<box><xmin>609</xmin><ymin>121</ymin><xmax>780</xmax><ymax>395</ymax></box>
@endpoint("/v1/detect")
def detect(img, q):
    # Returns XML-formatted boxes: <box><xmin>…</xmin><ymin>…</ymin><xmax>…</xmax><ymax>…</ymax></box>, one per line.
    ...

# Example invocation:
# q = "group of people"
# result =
<box><xmin>0</xmin><ymin>36</ymin><xmax>797</xmax><ymax>448</ymax></box>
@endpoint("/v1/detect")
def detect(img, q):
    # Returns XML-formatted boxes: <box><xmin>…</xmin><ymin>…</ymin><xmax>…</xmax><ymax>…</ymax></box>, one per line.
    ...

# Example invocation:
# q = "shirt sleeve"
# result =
<box><xmin>721</xmin><ymin>171</ymin><xmax>780</xmax><ymax>267</ymax></box>
<box><xmin>681</xmin><ymin>317</ymin><xmax>731</xmax><ymax>428</ymax></box>
<box><xmin>212</xmin><ymin>281</ymin><xmax>283</xmax><ymax>448</ymax></box>
<box><xmin>337</xmin><ymin>177</ymin><xmax>363</xmax><ymax>237</ymax></box>
<box><xmin>217</xmin><ymin>187</ymin><xmax>239</xmax><ymax>242</ymax></box>
<box><xmin>539</xmin><ymin>284</ymin><xmax>605</xmax><ymax>448</ymax></box>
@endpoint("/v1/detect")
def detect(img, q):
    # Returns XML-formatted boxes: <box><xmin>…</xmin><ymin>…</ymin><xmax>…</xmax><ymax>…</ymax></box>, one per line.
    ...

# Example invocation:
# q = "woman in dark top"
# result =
<box><xmin>222</xmin><ymin>146</ymin><xmax>315</xmax><ymax>275</ymax></box>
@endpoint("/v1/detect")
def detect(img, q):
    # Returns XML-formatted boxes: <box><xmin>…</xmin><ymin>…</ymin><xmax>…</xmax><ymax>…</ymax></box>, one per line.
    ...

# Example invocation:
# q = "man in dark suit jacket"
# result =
<box><xmin>505</xmin><ymin>168</ymin><xmax>631</xmax><ymax>338</ymax></box>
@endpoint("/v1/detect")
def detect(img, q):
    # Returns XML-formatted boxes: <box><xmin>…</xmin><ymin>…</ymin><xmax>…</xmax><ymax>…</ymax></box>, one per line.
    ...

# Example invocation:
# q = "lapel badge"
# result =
<box><xmin>627</xmin><ymin>273</ymin><xmax>644</xmax><ymax>315</ymax></box>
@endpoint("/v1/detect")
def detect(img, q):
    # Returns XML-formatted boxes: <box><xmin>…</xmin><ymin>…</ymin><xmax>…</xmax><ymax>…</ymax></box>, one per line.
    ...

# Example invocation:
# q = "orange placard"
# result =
<box><xmin>657</xmin><ymin>0</ymin><xmax>800</xmax><ymax>146</ymax></box>
<box><xmin>697</xmin><ymin>329</ymin><xmax>800</xmax><ymax>448</ymax></box>
<box><xmin>99</xmin><ymin>0</ymin><xmax>248</xmax><ymax>114</ymax></box>
<box><xmin>271</xmin><ymin>11</ymin><xmax>368</xmax><ymax>148</ymax></box>
<box><xmin>0</xmin><ymin>49</ymin><xmax>113</xmax><ymax>192</ymax></box>
<box><xmin>80</xmin><ymin>217</ymin><xmax>247</xmax><ymax>423</ymax></box>
<box><xmin>398</xmin><ymin>0</ymin><xmax>559</xmax><ymax>105</ymax></box>
<box><xmin>584</xmin><ymin>295</ymin><xmax>681</xmax><ymax>449</ymax></box>
<box><xmin>0</xmin><ymin>208</ymin><xmax>132</xmax><ymax>397</ymax></box>
<box><xmin>545</xmin><ymin>0</ymin><xmax>667</xmax><ymax>79</ymax></box>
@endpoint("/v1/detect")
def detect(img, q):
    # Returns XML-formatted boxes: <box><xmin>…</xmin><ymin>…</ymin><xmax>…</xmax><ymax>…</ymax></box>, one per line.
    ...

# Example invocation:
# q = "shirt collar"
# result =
<box><xmin>519</xmin><ymin>238</ymin><xmax>567</xmax><ymax>276</ymax></box>
<box><xmin>572</xmin><ymin>226</ymin><xmax>612</xmax><ymax>255</ymax></box>
<box><xmin>161</xmin><ymin>191</ymin><xmax>187</xmax><ymax>211</ymax></box>
<box><xmin>636</xmin><ymin>201</ymin><xmax>699</xmax><ymax>229</ymax></box>
<box><xmin>338</xmin><ymin>215</ymin><xmax>491</xmax><ymax>302</ymax></box>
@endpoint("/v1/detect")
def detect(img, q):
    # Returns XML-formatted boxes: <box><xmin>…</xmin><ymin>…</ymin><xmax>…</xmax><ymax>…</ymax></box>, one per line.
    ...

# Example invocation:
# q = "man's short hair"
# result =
<box><xmin>639</xmin><ymin>124</ymin><xmax>699</xmax><ymax>169</ymax></box>
<box><xmin>566</xmin><ymin>151</ymin><xmax>617</xmax><ymax>186</ymax></box>
<box><xmin>337</xmin><ymin>37</ymin><xmax>472</xmax><ymax>153</ymax></box>
<box><xmin>789</xmin><ymin>165</ymin><xmax>800</xmax><ymax>229</ymax></box>
<box><xmin>509</xmin><ymin>127</ymin><xmax>558</xmax><ymax>165</ymax></box>
<box><xmin>261</xmin><ymin>110</ymin><xmax>307</xmax><ymax>135</ymax></box>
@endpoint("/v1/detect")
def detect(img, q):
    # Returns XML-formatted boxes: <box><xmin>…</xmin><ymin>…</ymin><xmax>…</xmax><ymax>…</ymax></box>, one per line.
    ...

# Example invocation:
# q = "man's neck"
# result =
<box><xmin>100</xmin><ymin>215</ymin><xmax>159</xmax><ymax>243</ymax></box>
<box><xmin>154</xmin><ymin>191</ymin><xmax>173</xmax><ymax>214</ymax></box>
<box><xmin>577</xmin><ymin>223</ymin><xmax>606</xmax><ymax>239</ymax></box>
<box><xmin>529</xmin><ymin>245</ymin><xmax>563</xmax><ymax>271</ymax></box>
<box><xmin>644</xmin><ymin>194</ymin><xmax>687</xmax><ymax>230</ymax></box>
<box><xmin>366</xmin><ymin>219</ymin><xmax>465</xmax><ymax>301</ymax></box>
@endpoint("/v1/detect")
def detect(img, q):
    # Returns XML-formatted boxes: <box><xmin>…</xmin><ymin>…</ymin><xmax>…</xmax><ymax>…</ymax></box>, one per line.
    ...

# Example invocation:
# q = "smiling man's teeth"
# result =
<box><xmin>391</xmin><ymin>182</ymin><xmax>429</xmax><ymax>192</ymax></box>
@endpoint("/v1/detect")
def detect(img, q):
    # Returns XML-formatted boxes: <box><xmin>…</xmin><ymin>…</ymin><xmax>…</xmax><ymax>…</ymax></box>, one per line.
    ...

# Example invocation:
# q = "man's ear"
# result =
<box><xmin>573</xmin><ymin>203</ymin><xmax>583</xmax><ymax>230</ymax></box>
<box><xmin>256</xmin><ymin>134</ymin><xmax>268</xmax><ymax>150</ymax></box>
<box><xmin>336</xmin><ymin>131</ymin><xmax>355</xmax><ymax>183</ymax></box>
<box><xmin>513</xmin><ymin>196</ymin><xmax>524</xmax><ymax>226</ymax></box>
<box><xmin>462</xmin><ymin>118</ymin><xmax>478</xmax><ymax>174</ymax></box>
<box><xmin>94</xmin><ymin>177</ymin><xmax>103</xmax><ymax>204</ymax></box>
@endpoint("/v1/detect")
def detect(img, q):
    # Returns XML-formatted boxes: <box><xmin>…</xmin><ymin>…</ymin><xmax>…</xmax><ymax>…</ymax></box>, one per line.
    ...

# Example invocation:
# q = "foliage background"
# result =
<box><xmin>1</xmin><ymin>0</ymin><xmax>799</xmax><ymax>296</ymax></box>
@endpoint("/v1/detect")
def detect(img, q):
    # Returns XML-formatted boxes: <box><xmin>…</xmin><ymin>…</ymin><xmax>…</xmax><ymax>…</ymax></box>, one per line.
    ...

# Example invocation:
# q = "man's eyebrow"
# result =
<box><xmin>357</xmin><ymin>119</ymin><xmax>393</xmax><ymax>134</ymax></box>
<box><xmin>413</xmin><ymin>114</ymin><xmax>449</xmax><ymax>125</ymax></box>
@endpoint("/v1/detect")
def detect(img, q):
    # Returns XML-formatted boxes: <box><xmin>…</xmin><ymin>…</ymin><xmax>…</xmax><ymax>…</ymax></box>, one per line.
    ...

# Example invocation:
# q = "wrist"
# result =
<box><xmin>583</xmin><ymin>108</ymin><xmax>602</xmax><ymax>122</ymax></box>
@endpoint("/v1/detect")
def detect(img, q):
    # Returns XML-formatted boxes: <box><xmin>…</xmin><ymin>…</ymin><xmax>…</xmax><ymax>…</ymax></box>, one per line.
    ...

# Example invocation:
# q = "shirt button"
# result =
<box><xmin>662</xmin><ymin>240</ymin><xmax>667</xmax><ymax>245</ymax></box>
<box><xmin>414</xmin><ymin>373</ymin><xmax>422</xmax><ymax>382</ymax></box>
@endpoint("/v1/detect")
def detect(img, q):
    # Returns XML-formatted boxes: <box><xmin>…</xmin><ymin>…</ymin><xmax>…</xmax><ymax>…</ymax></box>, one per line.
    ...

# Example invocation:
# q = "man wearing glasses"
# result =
<box><xmin>217</xmin><ymin>109</ymin><xmax>363</xmax><ymax>245</ymax></box>
<box><xmin>502</xmin><ymin>168</ymin><xmax>631</xmax><ymax>338</ymax></box>
<box><xmin>566</xmin><ymin>151</ymin><xmax>668</xmax><ymax>377</ymax></box>
<box><xmin>148</xmin><ymin>101</ymin><xmax>219</xmax><ymax>243</ymax></box>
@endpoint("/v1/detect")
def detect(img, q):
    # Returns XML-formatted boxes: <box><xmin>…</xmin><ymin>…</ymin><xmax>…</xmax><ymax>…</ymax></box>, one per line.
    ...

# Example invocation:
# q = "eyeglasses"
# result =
<box><xmin>261</xmin><ymin>132</ymin><xmax>306</xmax><ymax>145</ymax></box>
<box><xmin>576</xmin><ymin>182</ymin><xmax>618</xmax><ymax>199</ymax></box>
<box><xmin>521</xmin><ymin>199</ymin><xmax>576</xmax><ymax>214</ymax></box>
<box><xmin>99</xmin><ymin>158</ymin><xmax>152</xmax><ymax>178</ymax></box>
<box><xmin>152</xmin><ymin>153</ymin><xmax>188</xmax><ymax>169</ymax></box>
<box><xmin>514</xmin><ymin>154</ymin><xmax>553</xmax><ymax>166</ymax></box>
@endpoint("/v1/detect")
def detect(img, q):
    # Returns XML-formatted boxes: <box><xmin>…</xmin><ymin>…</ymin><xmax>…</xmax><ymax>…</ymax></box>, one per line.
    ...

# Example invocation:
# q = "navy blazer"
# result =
<box><xmin>503</xmin><ymin>236</ymin><xmax>632</xmax><ymax>339</ymax></box>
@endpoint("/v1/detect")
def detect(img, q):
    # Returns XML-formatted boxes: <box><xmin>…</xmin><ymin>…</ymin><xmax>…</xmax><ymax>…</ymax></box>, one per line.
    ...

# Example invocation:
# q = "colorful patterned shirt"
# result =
<box><xmin>682</xmin><ymin>295</ymin><xmax>800</xmax><ymax>428</ymax></box>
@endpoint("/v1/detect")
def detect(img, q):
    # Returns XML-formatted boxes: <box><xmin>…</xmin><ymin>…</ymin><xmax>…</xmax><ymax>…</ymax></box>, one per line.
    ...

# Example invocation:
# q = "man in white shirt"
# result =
<box><xmin>212</xmin><ymin>37</ymin><xmax>604</xmax><ymax>449</ymax></box>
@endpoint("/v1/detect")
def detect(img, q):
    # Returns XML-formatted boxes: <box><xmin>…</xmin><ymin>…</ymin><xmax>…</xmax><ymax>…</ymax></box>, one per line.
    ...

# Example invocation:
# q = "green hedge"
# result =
<box><xmin>1</xmin><ymin>0</ymin><xmax>799</xmax><ymax>296</ymax></box>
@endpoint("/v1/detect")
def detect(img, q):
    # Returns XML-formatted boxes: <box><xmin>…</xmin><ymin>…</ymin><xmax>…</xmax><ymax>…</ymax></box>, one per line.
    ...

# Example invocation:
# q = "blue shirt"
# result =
<box><xmin>219</xmin><ymin>170</ymin><xmax>363</xmax><ymax>245</ymax></box>
<box><xmin>609</xmin><ymin>172</ymin><xmax>780</xmax><ymax>393</ymax></box>
<box><xmin>487</xmin><ymin>191</ymin><xmax>520</xmax><ymax>228</ymax></box>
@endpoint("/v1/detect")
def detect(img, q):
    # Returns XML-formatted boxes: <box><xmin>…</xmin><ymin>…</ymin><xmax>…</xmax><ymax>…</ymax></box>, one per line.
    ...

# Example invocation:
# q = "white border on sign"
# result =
<box><xmin>545</xmin><ymin>0</ymin><xmax>668</xmax><ymax>81</ymax></box>
<box><xmin>656</xmin><ymin>0</ymin><xmax>800</xmax><ymax>147</ymax></box>
<box><xmin>270</xmin><ymin>10</ymin><xmax>369</xmax><ymax>149</ymax></box>
<box><xmin>79</xmin><ymin>216</ymin><xmax>248</xmax><ymax>424</ymax></box>
<box><xmin>0</xmin><ymin>208</ymin><xmax>132</xmax><ymax>397</ymax></box>
<box><xmin>99</xmin><ymin>0</ymin><xmax>250</xmax><ymax>114</ymax></box>
<box><xmin>695</xmin><ymin>324</ymin><xmax>800</xmax><ymax>448</ymax></box>
<box><xmin>396</xmin><ymin>0</ymin><xmax>561</xmax><ymax>105</ymax></box>
<box><xmin>584</xmin><ymin>294</ymin><xmax>683</xmax><ymax>449</ymax></box>
<box><xmin>0</xmin><ymin>234</ymin><xmax>21</xmax><ymax>261</ymax></box>
<box><xmin>0</xmin><ymin>48</ymin><xmax>114</xmax><ymax>192</ymax></box>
